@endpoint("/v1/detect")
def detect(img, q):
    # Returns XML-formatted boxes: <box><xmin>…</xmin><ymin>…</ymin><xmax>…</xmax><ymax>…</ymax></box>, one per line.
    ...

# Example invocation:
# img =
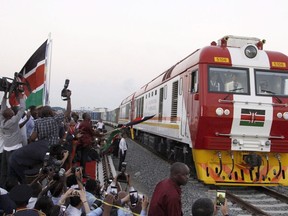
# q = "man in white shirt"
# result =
<box><xmin>96</xmin><ymin>119</ymin><xmax>105</xmax><ymax>132</ymax></box>
<box><xmin>0</xmin><ymin>92</ymin><xmax>25</xmax><ymax>186</ymax></box>
<box><xmin>118</xmin><ymin>133</ymin><xmax>128</xmax><ymax>171</ymax></box>
<box><xmin>225</xmin><ymin>74</ymin><xmax>244</xmax><ymax>92</ymax></box>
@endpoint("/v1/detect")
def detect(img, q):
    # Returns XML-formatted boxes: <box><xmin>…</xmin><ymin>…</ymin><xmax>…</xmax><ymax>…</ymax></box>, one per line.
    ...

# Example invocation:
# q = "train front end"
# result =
<box><xmin>193</xmin><ymin>36</ymin><xmax>288</xmax><ymax>186</ymax></box>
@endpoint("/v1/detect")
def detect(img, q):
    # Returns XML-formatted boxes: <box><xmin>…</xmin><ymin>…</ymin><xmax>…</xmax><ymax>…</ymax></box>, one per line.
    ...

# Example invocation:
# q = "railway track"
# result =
<box><xmin>100</xmin><ymin>126</ymin><xmax>288</xmax><ymax>215</ymax></box>
<box><xmin>224</xmin><ymin>186</ymin><xmax>288</xmax><ymax>215</ymax></box>
<box><xmin>132</xmin><ymin>137</ymin><xmax>288</xmax><ymax>215</ymax></box>
<box><xmin>97</xmin><ymin>154</ymin><xmax>117</xmax><ymax>186</ymax></box>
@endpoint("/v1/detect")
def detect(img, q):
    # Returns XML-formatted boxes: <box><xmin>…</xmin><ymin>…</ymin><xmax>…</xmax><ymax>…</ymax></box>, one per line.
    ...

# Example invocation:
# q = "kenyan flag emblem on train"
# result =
<box><xmin>240</xmin><ymin>108</ymin><xmax>265</xmax><ymax>127</ymax></box>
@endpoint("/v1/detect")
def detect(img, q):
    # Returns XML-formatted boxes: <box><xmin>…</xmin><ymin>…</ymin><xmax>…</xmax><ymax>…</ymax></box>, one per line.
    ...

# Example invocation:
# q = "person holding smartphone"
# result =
<box><xmin>192</xmin><ymin>197</ymin><xmax>230</xmax><ymax>216</ymax></box>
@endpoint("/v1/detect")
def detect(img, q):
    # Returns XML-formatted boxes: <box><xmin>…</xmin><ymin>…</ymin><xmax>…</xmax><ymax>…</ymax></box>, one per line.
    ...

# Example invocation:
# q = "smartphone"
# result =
<box><xmin>110</xmin><ymin>186</ymin><xmax>118</xmax><ymax>195</ymax></box>
<box><xmin>129</xmin><ymin>190</ymin><xmax>138</xmax><ymax>207</ymax></box>
<box><xmin>216</xmin><ymin>190</ymin><xmax>226</xmax><ymax>206</ymax></box>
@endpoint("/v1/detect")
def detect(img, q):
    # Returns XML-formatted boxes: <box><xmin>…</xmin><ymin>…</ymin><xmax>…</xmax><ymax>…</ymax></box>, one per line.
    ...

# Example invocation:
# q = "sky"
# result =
<box><xmin>1</xmin><ymin>0</ymin><xmax>288</xmax><ymax>111</ymax></box>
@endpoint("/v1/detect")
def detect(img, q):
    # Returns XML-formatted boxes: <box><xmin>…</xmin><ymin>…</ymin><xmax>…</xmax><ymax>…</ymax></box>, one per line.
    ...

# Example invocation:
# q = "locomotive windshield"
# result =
<box><xmin>255</xmin><ymin>70</ymin><xmax>288</xmax><ymax>96</ymax></box>
<box><xmin>208</xmin><ymin>67</ymin><xmax>249</xmax><ymax>94</ymax></box>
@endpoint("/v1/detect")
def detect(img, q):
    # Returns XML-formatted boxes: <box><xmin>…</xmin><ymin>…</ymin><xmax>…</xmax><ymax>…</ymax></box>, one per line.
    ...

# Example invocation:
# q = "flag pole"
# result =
<box><xmin>45</xmin><ymin>33</ymin><xmax>53</xmax><ymax>106</ymax></box>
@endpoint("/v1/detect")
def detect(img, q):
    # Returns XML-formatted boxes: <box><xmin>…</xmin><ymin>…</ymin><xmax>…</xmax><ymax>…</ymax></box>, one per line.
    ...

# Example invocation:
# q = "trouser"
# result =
<box><xmin>0</xmin><ymin>150</ymin><xmax>15</xmax><ymax>187</ymax></box>
<box><xmin>9</xmin><ymin>140</ymin><xmax>49</xmax><ymax>183</ymax></box>
<box><xmin>118</xmin><ymin>150</ymin><xmax>127</xmax><ymax>171</ymax></box>
<box><xmin>112</xmin><ymin>140</ymin><xmax>120</xmax><ymax>158</ymax></box>
<box><xmin>79</xmin><ymin>146</ymin><xmax>90</xmax><ymax>175</ymax></box>
<box><xmin>68</xmin><ymin>140</ymin><xmax>77</xmax><ymax>170</ymax></box>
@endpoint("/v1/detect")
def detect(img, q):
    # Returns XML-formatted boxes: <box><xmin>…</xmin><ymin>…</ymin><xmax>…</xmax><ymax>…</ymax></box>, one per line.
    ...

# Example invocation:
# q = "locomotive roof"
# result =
<box><xmin>120</xmin><ymin>35</ymin><xmax>288</xmax><ymax>105</ymax></box>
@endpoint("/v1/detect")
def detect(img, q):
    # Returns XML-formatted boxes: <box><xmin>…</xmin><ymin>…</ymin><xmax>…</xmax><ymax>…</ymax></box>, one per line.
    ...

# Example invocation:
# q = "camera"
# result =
<box><xmin>0</xmin><ymin>77</ymin><xmax>11</xmax><ymax>92</ymax></box>
<box><xmin>71</xmin><ymin>166</ymin><xmax>81</xmax><ymax>174</ymax></box>
<box><xmin>41</xmin><ymin>145</ymin><xmax>66</xmax><ymax>179</ymax></box>
<box><xmin>41</xmin><ymin>153</ymin><xmax>62</xmax><ymax>174</ymax></box>
<box><xmin>120</xmin><ymin>162</ymin><xmax>127</xmax><ymax>171</ymax></box>
<box><xmin>61</xmin><ymin>79</ymin><xmax>70</xmax><ymax>100</ymax></box>
<box><xmin>110</xmin><ymin>186</ymin><xmax>118</xmax><ymax>195</ymax></box>
<box><xmin>117</xmin><ymin>162</ymin><xmax>129</xmax><ymax>183</ymax></box>
<box><xmin>72</xmin><ymin>190</ymin><xmax>80</xmax><ymax>196</ymax></box>
<box><xmin>0</xmin><ymin>73</ymin><xmax>27</xmax><ymax>98</ymax></box>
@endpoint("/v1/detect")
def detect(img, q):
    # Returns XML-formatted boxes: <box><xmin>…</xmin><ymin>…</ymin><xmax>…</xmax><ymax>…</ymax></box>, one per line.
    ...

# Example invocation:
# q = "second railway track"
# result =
<box><xmin>224</xmin><ymin>186</ymin><xmax>288</xmax><ymax>215</ymax></box>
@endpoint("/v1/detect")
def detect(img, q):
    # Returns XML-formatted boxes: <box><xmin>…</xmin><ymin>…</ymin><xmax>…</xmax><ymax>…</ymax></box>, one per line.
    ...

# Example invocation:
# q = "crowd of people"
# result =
<box><xmin>0</xmin><ymin>89</ymin><xmax>231</xmax><ymax>216</ymax></box>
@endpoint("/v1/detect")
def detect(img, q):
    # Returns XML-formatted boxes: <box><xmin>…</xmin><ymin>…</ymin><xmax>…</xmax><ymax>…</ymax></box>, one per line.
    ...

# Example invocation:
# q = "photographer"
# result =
<box><xmin>117</xmin><ymin>162</ymin><xmax>129</xmax><ymax>185</ymax></box>
<box><xmin>88</xmin><ymin>173</ymin><xmax>149</xmax><ymax>216</ymax></box>
<box><xmin>8</xmin><ymin>88</ymin><xmax>72</xmax><ymax>183</ymax></box>
<box><xmin>58</xmin><ymin>188</ymin><xmax>90</xmax><ymax>216</ymax></box>
<box><xmin>192</xmin><ymin>198</ymin><xmax>230</xmax><ymax>216</ymax></box>
<box><xmin>0</xmin><ymin>90</ymin><xmax>26</xmax><ymax>187</ymax></box>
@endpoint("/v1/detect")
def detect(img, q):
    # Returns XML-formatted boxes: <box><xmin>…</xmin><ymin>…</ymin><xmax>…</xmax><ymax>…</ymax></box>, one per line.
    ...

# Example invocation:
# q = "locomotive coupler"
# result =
<box><xmin>243</xmin><ymin>153</ymin><xmax>262</xmax><ymax>168</ymax></box>
<box><xmin>243</xmin><ymin>153</ymin><xmax>262</xmax><ymax>180</ymax></box>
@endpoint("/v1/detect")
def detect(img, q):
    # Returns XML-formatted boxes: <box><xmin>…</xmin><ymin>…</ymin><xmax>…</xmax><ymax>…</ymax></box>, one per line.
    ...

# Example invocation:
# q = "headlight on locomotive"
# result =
<box><xmin>283</xmin><ymin>112</ymin><xmax>288</xmax><ymax>120</ymax></box>
<box><xmin>216</xmin><ymin>108</ymin><xmax>224</xmax><ymax>116</ymax></box>
<box><xmin>244</xmin><ymin>45</ymin><xmax>257</xmax><ymax>58</ymax></box>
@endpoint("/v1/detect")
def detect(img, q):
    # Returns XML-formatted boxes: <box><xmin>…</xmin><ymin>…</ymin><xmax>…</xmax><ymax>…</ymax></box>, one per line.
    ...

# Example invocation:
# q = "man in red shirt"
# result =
<box><xmin>148</xmin><ymin>162</ymin><xmax>190</xmax><ymax>216</ymax></box>
<box><xmin>78</xmin><ymin>113</ymin><xmax>100</xmax><ymax>178</ymax></box>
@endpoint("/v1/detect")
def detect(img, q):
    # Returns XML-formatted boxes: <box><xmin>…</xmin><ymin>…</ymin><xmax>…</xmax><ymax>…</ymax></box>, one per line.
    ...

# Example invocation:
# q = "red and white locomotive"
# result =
<box><xmin>110</xmin><ymin>36</ymin><xmax>288</xmax><ymax>186</ymax></box>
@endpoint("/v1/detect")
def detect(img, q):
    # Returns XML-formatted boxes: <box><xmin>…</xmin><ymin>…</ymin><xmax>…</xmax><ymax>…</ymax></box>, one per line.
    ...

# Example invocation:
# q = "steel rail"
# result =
<box><xmin>226</xmin><ymin>191</ymin><xmax>270</xmax><ymax>216</ymax></box>
<box><xmin>256</xmin><ymin>186</ymin><xmax>288</xmax><ymax>204</ymax></box>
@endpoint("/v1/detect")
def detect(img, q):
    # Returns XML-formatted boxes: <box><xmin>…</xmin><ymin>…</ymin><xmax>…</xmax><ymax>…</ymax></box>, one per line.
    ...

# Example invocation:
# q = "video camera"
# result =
<box><xmin>41</xmin><ymin>144</ymin><xmax>67</xmax><ymax>180</ymax></box>
<box><xmin>0</xmin><ymin>72</ymin><xmax>27</xmax><ymax>98</ymax></box>
<box><xmin>61</xmin><ymin>79</ymin><xmax>70</xmax><ymax>100</ymax></box>
<box><xmin>117</xmin><ymin>162</ymin><xmax>129</xmax><ymax>183</ymax></box>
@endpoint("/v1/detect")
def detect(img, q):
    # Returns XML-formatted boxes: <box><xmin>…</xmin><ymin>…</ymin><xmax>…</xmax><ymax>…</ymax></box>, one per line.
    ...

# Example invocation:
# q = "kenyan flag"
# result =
<box><xmin>9</xmin><ymin>40</ymin><xmax>49</xmax><ymax>107</ymax></box>
<box><xmin>240</xmin><ymin>108</ymin><xmax>265</xmax><ymax>127</ymax></box>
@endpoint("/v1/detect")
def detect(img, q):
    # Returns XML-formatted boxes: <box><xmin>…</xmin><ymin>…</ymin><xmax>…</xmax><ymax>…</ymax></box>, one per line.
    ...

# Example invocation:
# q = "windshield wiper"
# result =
<box><xmin>261</xmin><ymin>89</ymin><xmax>282</xmax><ymax>103</ymax></box>
<box><xmin>222</xmin><ymin>88</ymin><xmax>244</xmax><ymax>100</ymax></box>
<box><xmin>229</xmin><ymin>87</ymin><xmax>244</xmax><ymax>92</ymax></box>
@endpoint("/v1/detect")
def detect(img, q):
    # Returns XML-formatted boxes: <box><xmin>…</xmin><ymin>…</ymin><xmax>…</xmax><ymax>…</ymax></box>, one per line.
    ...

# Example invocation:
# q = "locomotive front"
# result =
<box><xmin>192</xmin><ymin>36</ymin><xmax>288</xmax><ymax>186</ymax></box>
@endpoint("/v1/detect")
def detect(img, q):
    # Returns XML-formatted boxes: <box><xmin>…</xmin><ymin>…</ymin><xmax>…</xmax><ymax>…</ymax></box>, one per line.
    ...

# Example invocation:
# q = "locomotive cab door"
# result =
<box><xmin>185</xmin><ymin>69</ymin><xmax>199</xmax><ymax>146</ymax></box>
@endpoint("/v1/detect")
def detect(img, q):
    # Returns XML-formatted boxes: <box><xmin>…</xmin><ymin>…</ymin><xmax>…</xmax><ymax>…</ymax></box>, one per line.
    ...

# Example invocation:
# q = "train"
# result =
<box><xmin>102</xmin><ymin>35</ymin><xmax>288</xmax><ymax>186</ymax></box>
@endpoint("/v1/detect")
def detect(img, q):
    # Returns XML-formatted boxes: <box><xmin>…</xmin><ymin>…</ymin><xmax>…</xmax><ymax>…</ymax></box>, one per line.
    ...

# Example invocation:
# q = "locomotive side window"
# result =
<box><xmin>255</xmin><ymin>70</ymin><xmax>288</xmax><ymax>96</ymax></box>
<box><xmin>125</xmin><ymin>103</ymin><xmax>130</xmax><ymax>119</ymax></box>
<box><xmin>164</xmin><ymin>85</ymin><xmax>167</xmax><ymax>99</ymax></box>
<box><xmin>159</xmin><ymin>87</ymin><xmax>164</xmax><ymax>122</ymax></box>
<box><xmin>209</xmin><ymin>67</ymin><xmax>249</xmax><ymax>94</ymax></box>
<box><xmin>191</xmin><ymin>70</ymin><xmax>198</xmax><ymax>93</ymax></box>
<box><xmin>136</xmin><ymin>97</ymin><xmax>144</xmax><ymax>117</ymax></box>
<box><xmin>171</xmin><ymin>81</ymin><xmax>178</xmax><ymax>123</ymax></box>
<box><xmin>179</xmin><ymin>78</ymin><xmax>183</xmax><ymax>95</ymax></box>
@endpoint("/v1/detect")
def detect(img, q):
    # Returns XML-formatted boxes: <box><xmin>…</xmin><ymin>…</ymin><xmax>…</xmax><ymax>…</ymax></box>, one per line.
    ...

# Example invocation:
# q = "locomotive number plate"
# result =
<box><xmin>272</xmin><ymin>61</ymin><xmax>286</xmax><ymax>68</ymax></box>
<box><xmin>214</xmin><ymin>57</ymin><xmax>230</xmax><ymax>63</ymax></box>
